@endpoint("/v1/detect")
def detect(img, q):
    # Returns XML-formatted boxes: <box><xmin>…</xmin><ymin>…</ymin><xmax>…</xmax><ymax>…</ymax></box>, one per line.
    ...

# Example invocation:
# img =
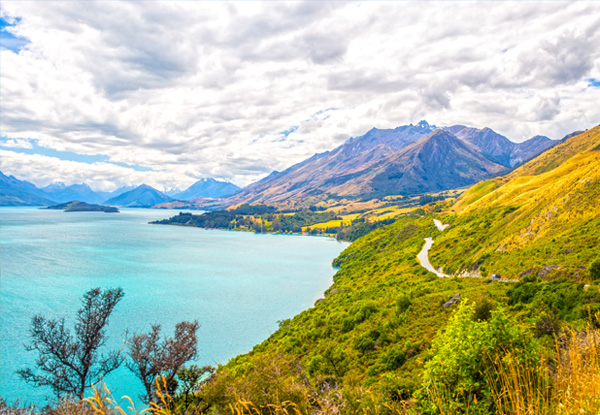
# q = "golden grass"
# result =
<box><xmin>487</xmin><ymin>326</ymin><xmax>600</xmax><ymax>415</ymax></box>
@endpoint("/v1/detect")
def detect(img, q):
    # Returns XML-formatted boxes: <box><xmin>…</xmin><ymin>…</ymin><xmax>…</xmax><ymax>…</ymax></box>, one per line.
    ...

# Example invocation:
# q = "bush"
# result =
<box><xmin>396</xmin><ymin>294</ymin><xmax>412</xmax><ymax>314</ymax></box>
<box><xmin>590</xmin><ymin>258</ymin><xmax>600</xmax><ymax>280</ymax></box>
<box><xmin>420</xmin><ymin>301</ymin><xmax>538</xmax><ymax>414</ymax></box>
<box><xmin>473</xmin><ymin>299</ymin><xmax>493</xmax><ymax>321</ymax></box>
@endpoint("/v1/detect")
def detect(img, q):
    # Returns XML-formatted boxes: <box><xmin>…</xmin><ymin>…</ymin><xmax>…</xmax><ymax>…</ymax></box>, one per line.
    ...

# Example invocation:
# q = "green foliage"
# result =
<box><xmin>590</xmin><ymin>257</ymin><xmax>600</xmax><ymax>280</ymax></box>
<box><xmin>396</xmin><ymin>294</ymin><xmax>412</xmax><ymax>314</ymax></box>
<box><xmin>336</xmin><ymin>218</ymin><xmax>396</xmax><ymax>241</ymax></box>
<box><xmin>507</xmin><ymin>276</ymin><xmax>600</xmax><ymax>321</ymax></box>
<box><xmin>198</xmin><ymin>215</ymin><xmax>511</xmax><ymax>412</ymax></box>
<box><xmin>152</xmin><ymin>206</ymin><xmax>340</xmax><ymax>234</ymax></box>
<box><xmin>472</xmin><ymin>298</ymin><xmax>493</xmax><ymax>321</ymax></box>
<box><xmin>420</xmin><ymin>301</ymin><xmax>538</xmax><ymax>414</ymax></box>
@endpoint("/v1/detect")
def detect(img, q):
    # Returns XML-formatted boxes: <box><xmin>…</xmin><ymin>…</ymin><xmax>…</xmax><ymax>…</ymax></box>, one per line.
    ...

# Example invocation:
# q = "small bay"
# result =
<box><xmin>0</xmin><ymin>207</ymin><xmax>347</xmax><ymax>407</ymax></box>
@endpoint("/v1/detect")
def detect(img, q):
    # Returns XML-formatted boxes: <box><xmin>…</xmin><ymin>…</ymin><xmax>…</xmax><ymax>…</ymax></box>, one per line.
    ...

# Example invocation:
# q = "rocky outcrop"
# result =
<box><xmin>442</xmin><ymin>294</ymin><xmax>461</xmax><ymax>308</ymax></box>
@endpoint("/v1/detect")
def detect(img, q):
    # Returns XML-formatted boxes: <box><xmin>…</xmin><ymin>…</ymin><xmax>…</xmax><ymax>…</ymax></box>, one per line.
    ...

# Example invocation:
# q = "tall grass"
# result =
<box><xmin>487</xmin><ymin>327</ymin><xmax>600</xmax><ymax>415</ymax></box>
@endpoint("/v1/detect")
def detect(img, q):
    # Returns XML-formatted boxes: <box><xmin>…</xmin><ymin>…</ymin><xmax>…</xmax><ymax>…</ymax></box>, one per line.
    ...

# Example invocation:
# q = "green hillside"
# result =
<box><xmin>193</xmin><ymin>126</ymin><xmax>600</xmax><ymax>414</ymax></box>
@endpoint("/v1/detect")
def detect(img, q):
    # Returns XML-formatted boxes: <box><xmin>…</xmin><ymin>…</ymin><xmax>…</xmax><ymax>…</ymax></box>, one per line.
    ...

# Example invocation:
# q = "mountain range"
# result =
<box><xmin>174</xmin><ymin>178</ymin><xmax>240</xmax><ymax>200</ymax></box>
<box><xmin>42</xmin><ymin>182</ymin><xmax>106</xmax><ymax>204</ymax></box>
<box><xmin>0</xmin><ymin>121</ymin><xmax>559</xmax><ymax>209</ymax></box>
<box><xmin>0</xmin><ymin>175</ymin><xmax>241</xmax><ymax>207</ymax></box>
<box><xmin>104</xmin><ymin>184</ymin><xmax>174</xmax><ymax>207</ymax></box>
<box><xmin>194</xmin><ymin>121</ymin><xmax>557</xmax><ymax>209</ymax></box>
<box><xmin>0</xmin><ymin>171</ymin><xmax>56</xmax><ymax>206</ymax></box>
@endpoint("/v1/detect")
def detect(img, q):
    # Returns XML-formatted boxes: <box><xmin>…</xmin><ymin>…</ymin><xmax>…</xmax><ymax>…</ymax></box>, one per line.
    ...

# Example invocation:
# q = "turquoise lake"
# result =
<box><xmin>0</xmin><ymin>207</ymin><xmax>348</xmax><ymax>407</ymax></box>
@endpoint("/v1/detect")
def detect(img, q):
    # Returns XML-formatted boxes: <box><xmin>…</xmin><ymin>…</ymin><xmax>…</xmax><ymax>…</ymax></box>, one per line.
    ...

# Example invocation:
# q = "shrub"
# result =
<box><xmin>396</xmin><ymin>294</ymin><xmax>412</xmax><ymax>314</ymax></box>
<box><xmin>473</xmin><ymin>299</ymin><xmax>494</xmax><ymax>322</ymax></box>
<box><xmin>420</xmin><ymin>301</ymin><xmax>538</xmax><ymax>414</ymax></box>
<box><xmin>590</xmin><ymin>258</ymin><xmax>600</xmax><ymax>280</ymax></box>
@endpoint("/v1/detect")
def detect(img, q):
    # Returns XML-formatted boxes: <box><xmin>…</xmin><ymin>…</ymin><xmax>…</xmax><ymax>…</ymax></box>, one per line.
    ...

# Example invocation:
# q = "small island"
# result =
<box><xmin>47</xmin><ymin>200</ymin><xmax>119</xmax><ymax>213</ymax></box>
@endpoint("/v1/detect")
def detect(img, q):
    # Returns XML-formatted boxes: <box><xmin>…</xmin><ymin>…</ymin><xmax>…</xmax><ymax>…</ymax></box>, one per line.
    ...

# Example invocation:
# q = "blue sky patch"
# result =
<box><xmin>0</xmin><ymin>16</ymin><xmax>28</xmax><ymax>53</ymax></box>
<box><xmin>279</xmin><ymin>126</ymin><xmax>298</xmax><ymax>137</ymax></box>
<box><xmin>588</xmin><ymin>78</ymin><xmax>600</xmax><ymax>88</ymax></box>
<box><xmin>0</xmin><ymin>136</ymin><xmax>153</xmax><ymax>172</ymax></box>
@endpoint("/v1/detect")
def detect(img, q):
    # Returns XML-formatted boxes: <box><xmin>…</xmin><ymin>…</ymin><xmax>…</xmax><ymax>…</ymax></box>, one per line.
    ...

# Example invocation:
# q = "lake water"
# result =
<box><xmin>0</xmin><ymin>207</ymin><xmax>347</xmax><ymax>407</ymax></box>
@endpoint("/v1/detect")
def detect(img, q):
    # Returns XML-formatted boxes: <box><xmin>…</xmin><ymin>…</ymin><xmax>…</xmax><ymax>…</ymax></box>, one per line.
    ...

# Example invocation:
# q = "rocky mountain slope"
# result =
<box><xmin>198</xmin><ymin>125</ymin><xmax>600</xmax><ymax>414</ymax></box>
<box><xmin>444</xmin><ymin>125</ymin><xmax>555</xmax><ymax>167</ymax></box>
<box><xmin>205</xmin><ymin>122</ymin><xmax>556</xmax><ymax>209</ymax></box>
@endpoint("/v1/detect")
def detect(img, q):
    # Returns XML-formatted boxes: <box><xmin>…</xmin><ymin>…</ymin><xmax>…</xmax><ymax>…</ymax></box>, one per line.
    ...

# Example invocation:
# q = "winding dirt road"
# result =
<box><xmin>416</xmin><ymin>237</ymin><xmax>452</xmax><ymax>278</ymax></box>
<box><xmin>417</xmin><ymin>218</ymin><xmax>513</xmax><ymax>282</ymax></box>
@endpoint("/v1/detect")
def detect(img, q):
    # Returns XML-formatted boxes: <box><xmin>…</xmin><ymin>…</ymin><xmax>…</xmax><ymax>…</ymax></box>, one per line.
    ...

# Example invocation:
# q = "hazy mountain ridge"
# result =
<box><xmin>0</xmin><ymin>174</ymin><xmax>233</xmax><ymax>207</ymax></box>
<box><xmin>0</xmin><ymin>171</ymin><xmax>57</xmax><ymax>206</ymax></box>
<box><xmin>104</xmin><ymin>184</ymin><xmax>174</xmax><ymax>207</ymax></box>
<box><xmin>174</xmin><ymin>178</ymin><xmax>241</xmax><ymax>200</ymax></box>
<box><xmin>42</xmin><ymin>182</ymin><xmax>105</xmax><ymax>204</ymax></box>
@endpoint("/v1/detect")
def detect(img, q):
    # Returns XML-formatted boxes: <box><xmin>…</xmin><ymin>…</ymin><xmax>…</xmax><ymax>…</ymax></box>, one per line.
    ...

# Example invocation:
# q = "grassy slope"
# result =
<box><xmin>430</xmin><ymin>126</ymin><xmax>600</xmax><ymax>281</ymax></box>
<box><xmin>204</xmin><ymin>216</ymin><xmax>510</xmax><ymax>408</ymax></box>
<box><xmin>200</xmin><ymin>127</ymin><xmax>600</xmax><ymax>412</ymax></box>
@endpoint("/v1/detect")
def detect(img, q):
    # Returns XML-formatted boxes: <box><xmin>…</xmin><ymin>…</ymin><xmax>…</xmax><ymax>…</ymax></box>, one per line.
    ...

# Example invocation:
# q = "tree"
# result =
<box><xmin>126</xmin><ymin>320</ymin><xmax>200</xmax><ymax>403</ymax></box>
<box><xmin>17</xmin><ymin>287</ymin><xmax>125</xmax><ymax>399</ymax></box>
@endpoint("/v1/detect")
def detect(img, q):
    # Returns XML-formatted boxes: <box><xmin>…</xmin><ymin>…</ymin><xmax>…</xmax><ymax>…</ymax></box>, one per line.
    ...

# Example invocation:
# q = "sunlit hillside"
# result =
<box><xmin>431</xmin><ymin>125</ymin><xmax>600</xmax><ymax>281</ymax></box>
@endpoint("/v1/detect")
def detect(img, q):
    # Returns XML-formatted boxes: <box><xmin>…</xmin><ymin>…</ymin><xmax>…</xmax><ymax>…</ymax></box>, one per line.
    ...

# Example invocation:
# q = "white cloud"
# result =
<box><xmin>0</xmin><ymin>138</ymin><xmax>33</xmax><ymax>149</ymax></box>
<box><xmin>1</xmin><ymin>1</ymin><xmax>599</xmax><ymax>189</ymax></box>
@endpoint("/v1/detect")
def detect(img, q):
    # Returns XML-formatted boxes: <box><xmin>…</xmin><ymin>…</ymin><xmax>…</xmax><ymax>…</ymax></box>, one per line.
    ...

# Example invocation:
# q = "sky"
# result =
<box><xmin>1</xmin><ymin>1</ymin><xmax>599</xmax><ymax>192</ymax></box>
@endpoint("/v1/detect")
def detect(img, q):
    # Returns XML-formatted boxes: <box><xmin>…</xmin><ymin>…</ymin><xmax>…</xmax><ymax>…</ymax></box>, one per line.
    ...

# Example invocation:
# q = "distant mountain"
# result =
<box><xmin>103</xmin><ymin>184</ymin><xmax>173</xmax><ymax>207</ymax></box>
<box><xmin>203</xmin><ymin>121</ymin><xmax>556</xmax><ymax>209</ymax></box>
<box><xmin>95</xmin><ymin>185</ymin><xmax>136</xmax><ymax>201</ymax></box>
<box><xmin>42</xmin><ymin>182</ymin><xmax>105</xmax><ymax>204</ymax></box>
<box><xmin>163</xmin><ymin>187</ymin><xmax>183</xmax><ymax>197</ymax></box>
<box><xmin>0</xmin><ymin>171</ymin><xmax>56</xmax><ymax>206</ymax></box>
<box><xmin>174</xmin><ymin>178</ymin><xmax>241</xmax><ymax>200</ymax></box>
<box><xmin>444</xmin><ymin>125</ymin><xmax>555</xmax><ymax>167</ymax></box>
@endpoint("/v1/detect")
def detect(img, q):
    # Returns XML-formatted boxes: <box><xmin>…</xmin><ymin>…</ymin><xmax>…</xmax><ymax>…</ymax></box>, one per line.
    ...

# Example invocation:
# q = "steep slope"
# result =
<box><xmin>174</xmin><ymin>178</ymin><xmax>240</xmax><ymax>200</ymax></box>
<box><xmin>217</xmin><ymin>121</ymin><xmax>439</xmax><ymax>208</ymax></box>
<box><xmin>42</xmin><ymin>182</ymin><xmax>105</xmax><ymax>204</ymax></box>
<box><xmin>0</xmin><ymin>171</ymin><xmax>56</xmax><ymax>206</ymax></box>
<box><xmin>430</xmin><ymin>125</ymin><xmax>600</xmax><ymax>280</ymax></box>
<box><xmin>103</xmin><ymin>184</ymin><xmax>173</xmax><ymax>207</ymax></box>
<box><xmin>340</xmin><ymin>129</ymin><xmax>506</xmax><ymax>197</ymax></box>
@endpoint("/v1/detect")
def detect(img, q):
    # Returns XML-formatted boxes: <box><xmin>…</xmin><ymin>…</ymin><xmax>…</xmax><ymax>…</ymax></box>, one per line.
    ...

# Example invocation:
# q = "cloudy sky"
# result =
<box><xmin>1</xmin><ymin>1</ymin><xmax>599</xmax><ymax>191</ymax></box>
